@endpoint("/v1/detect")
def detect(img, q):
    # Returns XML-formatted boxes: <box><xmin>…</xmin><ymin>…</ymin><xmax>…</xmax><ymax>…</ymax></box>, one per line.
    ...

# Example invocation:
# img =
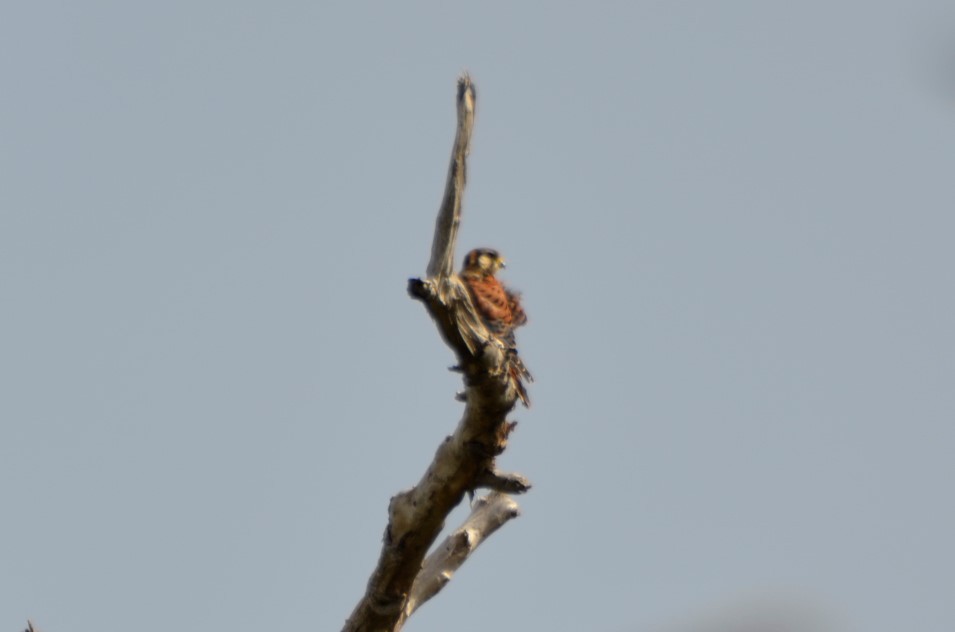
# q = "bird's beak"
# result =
<box><xmin>499</xmin><ymin>259</ymin><xmax>507</xmax><ymax>269</ymax></box>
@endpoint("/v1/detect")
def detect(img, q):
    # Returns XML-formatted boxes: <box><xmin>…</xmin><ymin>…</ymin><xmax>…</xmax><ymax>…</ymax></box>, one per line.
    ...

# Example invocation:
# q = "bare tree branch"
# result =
<box><xmin>342</xmin><ymin>75</ymin><xmax>530</xmax><ymax>632</ymax></box>
<box><xmin>427</xmin><ymin>74</ymin><xmax>475</xmax><ymax>280</ymax></box>
<box><xmin>399</xmin><ymin>492</ymin><xmax>521</xmax><ymax>624</ymax></box>
<box><xmin>474</xmin><ymin>467</ymin><xmax>532</xmax><ymax>494</ymax></box>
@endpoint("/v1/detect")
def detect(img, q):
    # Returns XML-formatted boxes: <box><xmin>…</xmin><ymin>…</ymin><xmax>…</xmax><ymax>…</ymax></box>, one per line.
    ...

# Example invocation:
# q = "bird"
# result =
<box><xmin>460</xmin><ymin>248</ymin><xmax>532</xmax><ymax>405</ymax></box>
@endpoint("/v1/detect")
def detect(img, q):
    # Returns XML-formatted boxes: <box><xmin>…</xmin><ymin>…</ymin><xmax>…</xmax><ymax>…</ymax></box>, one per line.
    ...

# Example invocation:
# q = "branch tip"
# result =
<box><xmin>475</xmin><ymin>469</ymin><xmax>532</xmax><ymax>494</ymax></box>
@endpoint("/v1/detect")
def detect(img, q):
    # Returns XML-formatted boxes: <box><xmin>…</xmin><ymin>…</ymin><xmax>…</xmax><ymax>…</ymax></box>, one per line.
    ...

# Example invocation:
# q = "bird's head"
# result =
<box><xmin>463</xmin><ymin>248</ymin><xmax>506</xmax><ymax>276</ymax></box>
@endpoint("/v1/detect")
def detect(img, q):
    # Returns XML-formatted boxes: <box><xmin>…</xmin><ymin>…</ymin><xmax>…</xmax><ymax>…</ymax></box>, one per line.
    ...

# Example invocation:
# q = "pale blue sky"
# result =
<box><xmin>2</xmin><ymin>2</ymin><xmax>954</xmax><ymax>631</ymax></box>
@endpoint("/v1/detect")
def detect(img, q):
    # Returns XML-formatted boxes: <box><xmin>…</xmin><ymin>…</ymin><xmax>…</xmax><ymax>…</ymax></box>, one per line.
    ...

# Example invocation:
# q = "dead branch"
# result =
<box><xmin>475</xmin><ymin>467</ymin><xmax>532</xmax><ymax>494</ymax></box>
<box><xmin>399</xmin><ymin>492</ymin><xmax>521</xmax><ymax>624</ymax></box>
<box><xmin>427</xmin><ymin>74</ymin><xmax>475</xmax><ymax>280</ymax></box>
<box><xmin>341</xmin><ymin>75</ymin><xmax>530</xmax><ymax>632</ymax></box>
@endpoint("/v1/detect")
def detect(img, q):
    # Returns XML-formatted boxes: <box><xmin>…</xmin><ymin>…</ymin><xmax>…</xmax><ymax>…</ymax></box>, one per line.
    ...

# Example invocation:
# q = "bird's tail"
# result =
<box><xmin>507</xmin><ymin>350</ymin><xmax>533</xmax><ymax>407</ymax></box>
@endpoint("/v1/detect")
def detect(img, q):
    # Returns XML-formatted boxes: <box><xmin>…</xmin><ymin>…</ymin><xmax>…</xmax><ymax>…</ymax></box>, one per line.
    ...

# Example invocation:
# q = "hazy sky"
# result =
<box><xmin>3</xmin><ymin>2</ymin><xmax>954</xmax><ymax>631</ymax></box>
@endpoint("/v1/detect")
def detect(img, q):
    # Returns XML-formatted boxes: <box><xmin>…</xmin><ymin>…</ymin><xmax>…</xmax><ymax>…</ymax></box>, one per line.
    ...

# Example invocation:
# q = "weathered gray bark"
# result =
<box><xmin>426</xmin><ymin>75</ymin><xmax>475</xmax><ymax>281</ymax></box>
<box><xmin>341</xmin><ymin>75</ymin><xmax>530</xmax><ymax>632</ymax></box>
<box><xmin>399</xmin><ymin>492</ymin><xmax>521</xmax><ymax>625</ymax></box>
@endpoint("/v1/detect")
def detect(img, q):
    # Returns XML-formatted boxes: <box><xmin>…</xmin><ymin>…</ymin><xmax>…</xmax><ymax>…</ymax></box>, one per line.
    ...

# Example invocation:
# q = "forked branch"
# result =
<box><xmin>398</xmin><ymin>492</ymin><xmax>521</xmax><ymax>625</ymax></box>
<box><xmin>341</xmin><ymin>75</ymin><xmax>530</xmax><ymax>632</ymax></box>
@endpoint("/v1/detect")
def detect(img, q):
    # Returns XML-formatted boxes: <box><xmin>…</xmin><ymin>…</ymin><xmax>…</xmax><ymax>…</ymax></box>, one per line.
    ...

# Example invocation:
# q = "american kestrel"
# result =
<box><xmin>461</xmin><ymin>248</ymin><xmax>532</xmax><ymax>405</ymax></box>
